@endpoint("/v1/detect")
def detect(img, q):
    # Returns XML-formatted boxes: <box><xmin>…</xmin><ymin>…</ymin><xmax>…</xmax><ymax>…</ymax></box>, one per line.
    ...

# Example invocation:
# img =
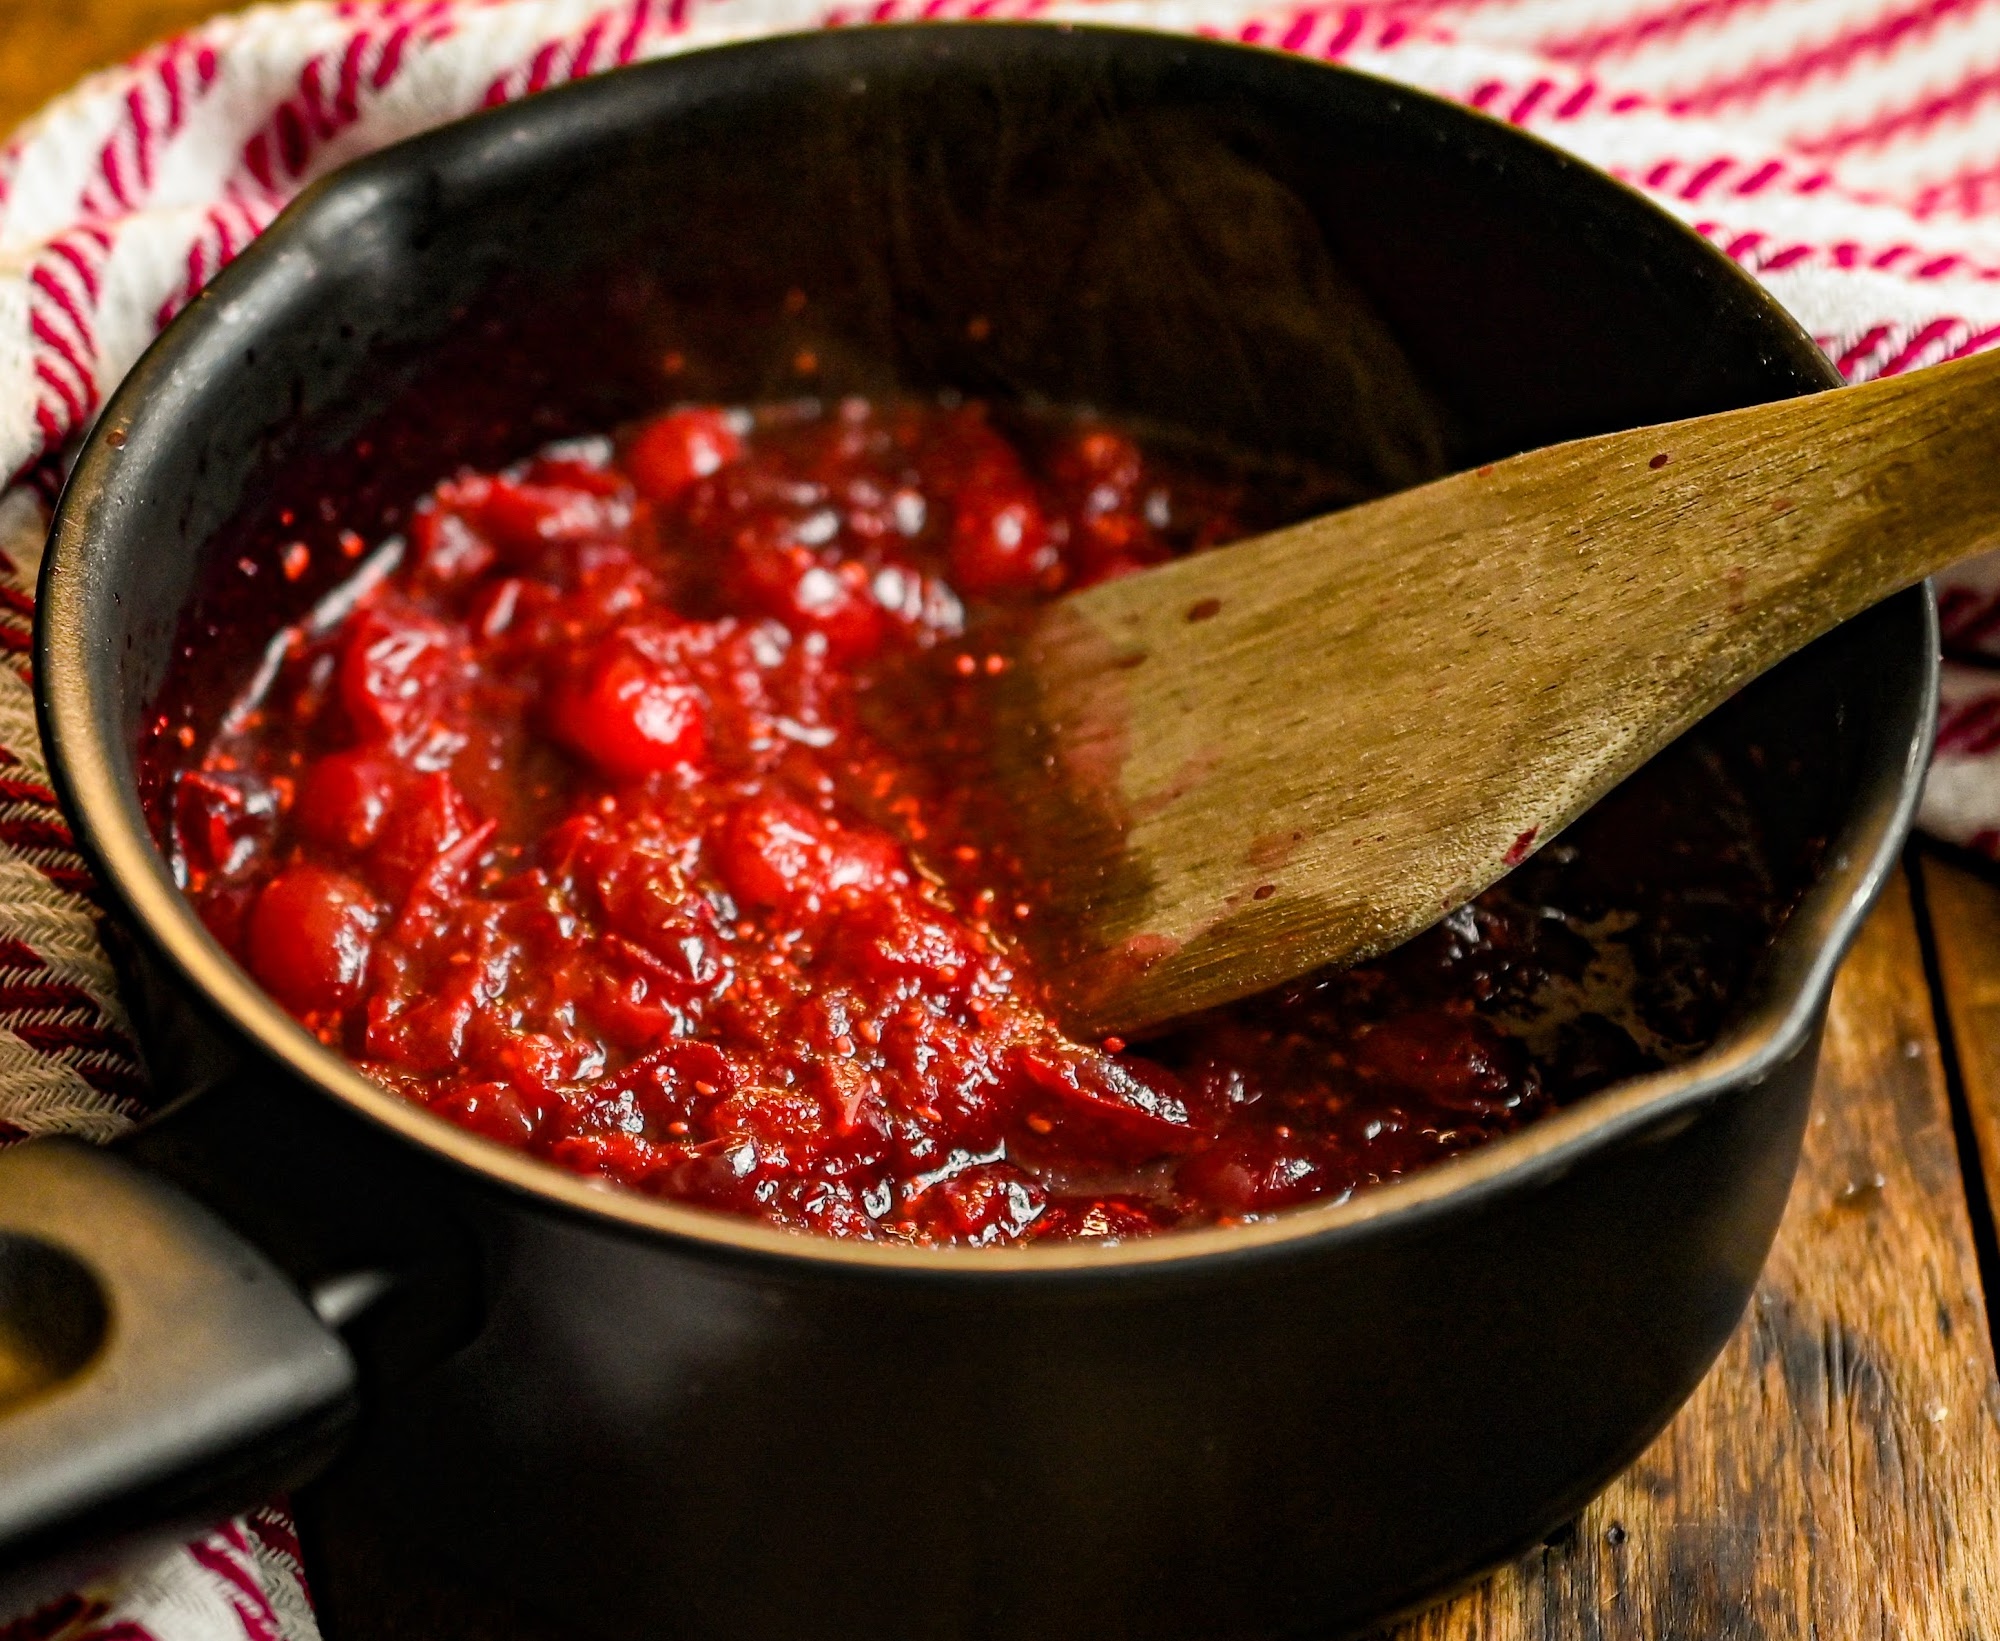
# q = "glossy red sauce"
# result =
<box><xmin>151</xmin><ymin>399</ymin><xmax>1792</xmax><ymax>1244</ymax></box>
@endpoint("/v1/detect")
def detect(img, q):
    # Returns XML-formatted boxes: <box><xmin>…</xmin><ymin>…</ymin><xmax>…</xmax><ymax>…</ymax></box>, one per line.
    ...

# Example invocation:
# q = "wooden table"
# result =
<box><xmin>15</xmin><ymin>7</ymin><xmax>2000</xmax><ymax>1638</ymax></box>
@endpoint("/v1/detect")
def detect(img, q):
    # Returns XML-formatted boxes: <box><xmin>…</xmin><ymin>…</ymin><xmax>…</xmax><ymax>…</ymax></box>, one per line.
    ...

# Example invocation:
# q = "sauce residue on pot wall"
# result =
<box><xmin>143</xmin><ymin>398</ymin><xmax>1801</xmax><ymax>1245</ymax></box>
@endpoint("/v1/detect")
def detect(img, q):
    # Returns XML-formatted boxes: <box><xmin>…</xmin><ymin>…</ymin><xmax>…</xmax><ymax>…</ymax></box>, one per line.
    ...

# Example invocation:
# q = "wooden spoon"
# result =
<box><xmin>985</xmin><ymin>345</ymin><xmax>1997</xmax><ymax>1038</ymax></box>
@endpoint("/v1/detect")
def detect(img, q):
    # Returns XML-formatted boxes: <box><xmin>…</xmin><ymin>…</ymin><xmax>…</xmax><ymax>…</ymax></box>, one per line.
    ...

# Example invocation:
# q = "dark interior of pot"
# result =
<box><xmin>137</xmin><ymin>26</ymin><xmax>1849</xmax><ymax>706</ymax></box>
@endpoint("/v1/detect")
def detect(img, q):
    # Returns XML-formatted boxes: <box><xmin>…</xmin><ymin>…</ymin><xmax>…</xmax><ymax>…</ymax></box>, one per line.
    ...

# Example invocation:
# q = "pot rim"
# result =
<box><xmin>35</xmin><ymin>21</ymin><xmax>1939</xmax><ymax>1281</ymax></box>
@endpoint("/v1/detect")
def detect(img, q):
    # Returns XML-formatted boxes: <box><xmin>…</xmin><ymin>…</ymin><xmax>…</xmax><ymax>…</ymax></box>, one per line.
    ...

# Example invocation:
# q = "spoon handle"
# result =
<box><xmin>1466</xmin><ymin>340</ymin><xmax>2000</xmax><ymax>668</ymax></box>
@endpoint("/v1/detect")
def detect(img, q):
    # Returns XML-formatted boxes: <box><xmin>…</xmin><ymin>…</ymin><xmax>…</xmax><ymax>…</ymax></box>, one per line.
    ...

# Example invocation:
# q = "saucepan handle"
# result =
<box><xmin>0</xmin><ymin>1137</ymin><xmax>357</xmax><ymax>1621</ymax></box>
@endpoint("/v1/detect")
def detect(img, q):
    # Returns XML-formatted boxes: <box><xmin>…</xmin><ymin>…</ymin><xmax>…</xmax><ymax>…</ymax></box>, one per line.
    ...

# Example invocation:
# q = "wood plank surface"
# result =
<box><xmin>1391</xmin><ymin>869</ymin><xmax>2000</xmax><ymax>1641</ymax></box>
<box><xmin>1914</xmin><ymin>849</ymin><xmax>2000</xmax><ymax>1316</ymax></box>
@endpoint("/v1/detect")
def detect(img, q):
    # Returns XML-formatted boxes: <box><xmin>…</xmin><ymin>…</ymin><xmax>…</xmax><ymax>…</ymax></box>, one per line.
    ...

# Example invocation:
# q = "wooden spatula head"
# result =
<box><xmin>987</xmin><ymin>347</ymin><xmax>2000</xmax><ymax>1038</ymax></box>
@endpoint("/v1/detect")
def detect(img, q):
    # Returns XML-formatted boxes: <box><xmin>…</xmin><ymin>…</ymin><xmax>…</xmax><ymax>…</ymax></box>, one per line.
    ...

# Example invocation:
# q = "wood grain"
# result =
<box><xmin>1912</xmin><ymin>850</ymin><xmax>2000</xmax><ymax>1298</ymax></box>
<box><xmin>1003</xmin><ymin>345</ymin><xmax>2000</xmax><ymax>1036</ymax></box>
<box><xmin>0</xmin><ymin>0</ymin><xmax>236</xmax><ymax>138</ymax></box>
<box><xmin>1388</xmin><ymin>870</ymin><xmax>2000</xmax><ymax>1641</ymax></box>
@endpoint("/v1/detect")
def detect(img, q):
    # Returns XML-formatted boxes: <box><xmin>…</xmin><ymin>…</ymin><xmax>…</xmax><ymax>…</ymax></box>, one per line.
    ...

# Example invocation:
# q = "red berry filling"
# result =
<box><xmin>149</xmin><ymin>399</ymin><xmax>1791</xmax><ymax>1245</ymax></box>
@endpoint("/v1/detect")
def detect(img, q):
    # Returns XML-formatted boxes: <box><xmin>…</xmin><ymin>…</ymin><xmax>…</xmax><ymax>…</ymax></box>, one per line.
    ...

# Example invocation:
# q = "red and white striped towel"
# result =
<box><xmin>4</xmin><ymin>0</ymin><xmax>2000</xmax><ymax>1634</ymax></box>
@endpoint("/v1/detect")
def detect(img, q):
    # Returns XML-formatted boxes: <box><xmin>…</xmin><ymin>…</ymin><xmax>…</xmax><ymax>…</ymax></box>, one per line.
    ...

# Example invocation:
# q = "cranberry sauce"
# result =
<box><xmin>146</xmin><ymin>399</ymin><xmax>1794</xmax><ymax>1245</ymax></box>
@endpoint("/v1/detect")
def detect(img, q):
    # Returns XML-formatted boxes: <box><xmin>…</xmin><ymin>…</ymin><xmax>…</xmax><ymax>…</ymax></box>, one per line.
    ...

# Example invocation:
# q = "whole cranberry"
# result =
<box><xmin>626</xmin><ymin>409</ymin><xmax>742</xmax><ymax>502</ymax></box>
<box><xmin>548</xmin><ymin>625</ymin><xmax>709</xmax><ymax>780</ymax></box>
<box><xmin>247</xmin><ymin>864</ymin><xmax>381</xmax><ymax>1014</ymax></box>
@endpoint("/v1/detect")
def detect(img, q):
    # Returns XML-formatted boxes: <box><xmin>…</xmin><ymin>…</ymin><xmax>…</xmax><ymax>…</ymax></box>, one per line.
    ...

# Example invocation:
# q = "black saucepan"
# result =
<box><xmin>1</xmin><ymin>24</ymin><xmax>1934</xmax><ymax>1640</ymax></box>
